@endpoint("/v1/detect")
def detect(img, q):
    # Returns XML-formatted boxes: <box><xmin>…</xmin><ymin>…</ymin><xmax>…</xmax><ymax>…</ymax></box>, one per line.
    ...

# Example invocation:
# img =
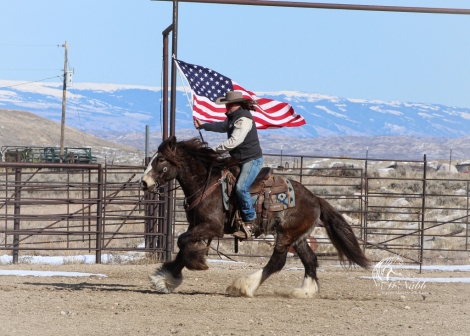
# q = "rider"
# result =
<box><xmin>194</xmin><ymin>91</ymin><xmax>263</xmax><ymax>239</ymax></box>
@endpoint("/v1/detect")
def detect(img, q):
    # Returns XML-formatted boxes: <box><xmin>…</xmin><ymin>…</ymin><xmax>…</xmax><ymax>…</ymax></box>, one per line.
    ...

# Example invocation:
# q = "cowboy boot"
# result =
<box><xmin>232</xmin><ymin>222</ymin><xmax>253</xmax><ymax>240</ymax></box>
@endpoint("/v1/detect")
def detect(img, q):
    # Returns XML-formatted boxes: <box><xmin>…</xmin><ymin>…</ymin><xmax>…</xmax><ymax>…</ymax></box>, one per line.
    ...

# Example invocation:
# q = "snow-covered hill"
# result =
<box><xmin>1</xmin><ymin>80</ymin><xmax>470</xmax><ymax>138</ymax></box>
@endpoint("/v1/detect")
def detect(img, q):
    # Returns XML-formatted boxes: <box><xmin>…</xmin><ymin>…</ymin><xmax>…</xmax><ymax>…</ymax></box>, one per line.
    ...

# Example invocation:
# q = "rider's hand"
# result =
<box><xmin>194</xmin><ymin>119</ymin><xmax>202</xmax><ymax>130</ymax></box>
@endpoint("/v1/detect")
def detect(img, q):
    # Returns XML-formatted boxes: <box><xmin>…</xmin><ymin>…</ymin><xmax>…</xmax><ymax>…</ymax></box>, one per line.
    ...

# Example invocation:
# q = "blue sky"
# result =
<box><xmin>1</xmin><ymin>0</ymin><xmax>470</xmax><ymax>108</ymax></box>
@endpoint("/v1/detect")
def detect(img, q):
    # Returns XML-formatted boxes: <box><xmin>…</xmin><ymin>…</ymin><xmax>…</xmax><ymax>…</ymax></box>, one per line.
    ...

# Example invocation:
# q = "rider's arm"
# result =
<box><xmin>200</xmin><ymin>119</ymin><xmax>229</xmax><ymax>133</ymax></box>
<box><xmin>212</xmin><ymin>117</ymin><xmax>252</xmax><ymax>153</ymax></box>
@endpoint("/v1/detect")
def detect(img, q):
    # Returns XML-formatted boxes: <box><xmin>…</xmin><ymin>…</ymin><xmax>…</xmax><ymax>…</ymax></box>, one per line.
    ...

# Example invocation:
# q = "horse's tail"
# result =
<box><xmin>318</xmin><ymin>198</ymin><xmax>370</xmax><ymax>268</ymax></box>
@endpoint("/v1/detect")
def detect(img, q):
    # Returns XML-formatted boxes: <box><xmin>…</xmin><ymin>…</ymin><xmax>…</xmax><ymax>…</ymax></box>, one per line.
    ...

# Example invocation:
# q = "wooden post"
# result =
<box><xmin>59</xmin><ymin>41</ymin><xmax>68</xmax><ymax>162</ymax></box>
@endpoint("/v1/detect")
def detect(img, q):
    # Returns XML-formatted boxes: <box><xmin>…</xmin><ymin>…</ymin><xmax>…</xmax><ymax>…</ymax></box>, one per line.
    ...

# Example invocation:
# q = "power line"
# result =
<box><xmin>0</xmin><ymin>69</ymin><xmax>61</xmax><ymax>71</ymax></box>
<box><xmin>0</xmin><ymin>44</ymin><xmax>61</xmax><ymax>47</ymax></box>
<box><xmin>0</xmin><ymin>76</ymin><xmax>61</xmax><ymax>89</ymax></box>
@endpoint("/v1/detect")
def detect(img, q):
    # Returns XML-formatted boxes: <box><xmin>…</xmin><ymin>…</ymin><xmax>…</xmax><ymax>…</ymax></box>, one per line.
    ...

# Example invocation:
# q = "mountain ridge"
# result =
<box><xmin>1</xmin><ymin>81</ymin><xmax>470</xmax><ymax>138</ymax></box>
<box><xmin>1</xmin><ymin>81</ymin><xmax>470</xmax><ymax>160</ymax></box>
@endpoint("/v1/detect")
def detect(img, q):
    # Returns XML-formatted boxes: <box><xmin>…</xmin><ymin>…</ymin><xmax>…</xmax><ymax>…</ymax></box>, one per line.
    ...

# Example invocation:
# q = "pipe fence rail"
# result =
<box><xmin>1</xmin><ymin>154</ymin><xmax>469</xmax><ymax>267</ymax></box>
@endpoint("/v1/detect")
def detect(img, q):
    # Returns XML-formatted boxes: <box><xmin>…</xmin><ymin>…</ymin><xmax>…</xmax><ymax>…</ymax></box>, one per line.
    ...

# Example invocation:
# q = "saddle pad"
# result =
<box><xmin>274</xmin><ymin>179</ymin><xmax>296</xmax><ymax>209</ymax></box>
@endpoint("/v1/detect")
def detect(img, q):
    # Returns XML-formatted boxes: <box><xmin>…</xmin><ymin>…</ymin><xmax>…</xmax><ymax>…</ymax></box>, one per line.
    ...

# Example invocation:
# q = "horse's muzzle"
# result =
<box><xmin>140</xmin><ymin>180</ymin><xmax>149</xmax><ymax>190</ymax></box>
<box><xmin>140</xmin><ymin>175</ymin><xmax>159</xmax><ymax>192</ymax></box>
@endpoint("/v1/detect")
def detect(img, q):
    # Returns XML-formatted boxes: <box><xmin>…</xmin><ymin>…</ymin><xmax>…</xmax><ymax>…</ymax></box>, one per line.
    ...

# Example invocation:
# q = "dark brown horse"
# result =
<box><xmin>140</xmin><ymin>136</ymin><xmax>369</xmax><ymax>298</ymax></box>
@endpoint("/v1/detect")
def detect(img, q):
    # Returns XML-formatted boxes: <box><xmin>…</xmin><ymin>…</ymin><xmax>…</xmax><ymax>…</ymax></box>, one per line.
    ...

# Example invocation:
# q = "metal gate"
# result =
<box><xmin>0</xmin><ymin>162</ymin><xmax>167</xmax><ymax>263</ymax></box>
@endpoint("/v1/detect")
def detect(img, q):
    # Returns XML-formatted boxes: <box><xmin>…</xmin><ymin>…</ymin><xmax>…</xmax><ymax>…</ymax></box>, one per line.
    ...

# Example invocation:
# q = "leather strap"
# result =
<box><xmin>184</xmin><ymin>170</ymin><xmax>230</xmax><ymax>212</ymax></box>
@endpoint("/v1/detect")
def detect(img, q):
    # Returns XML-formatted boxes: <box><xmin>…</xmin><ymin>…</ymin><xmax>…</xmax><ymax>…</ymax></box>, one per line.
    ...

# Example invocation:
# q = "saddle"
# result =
<box><xmin>225</xmin><ymin>167</ymin><xmax>291</xmax><ymax>235</ymax></box>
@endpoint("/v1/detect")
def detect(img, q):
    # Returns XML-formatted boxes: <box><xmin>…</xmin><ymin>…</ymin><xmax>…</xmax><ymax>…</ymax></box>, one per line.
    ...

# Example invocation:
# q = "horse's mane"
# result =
<box><xmin>158</xmin><ymin>137</ymin><xmax>239</xmax><ymax>172</ymax></box>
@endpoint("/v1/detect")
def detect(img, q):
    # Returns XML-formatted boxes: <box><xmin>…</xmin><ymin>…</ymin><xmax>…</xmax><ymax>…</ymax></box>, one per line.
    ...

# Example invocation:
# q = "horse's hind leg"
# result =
<box><xmin>289</xmin><ymin>239</ymin><xmax>319</xmax><ymax>298</ymax></box>
<box><xmin>226</xmin><ymin>242</ymin><xmax>289</xmax><ymax>298</ymax></box>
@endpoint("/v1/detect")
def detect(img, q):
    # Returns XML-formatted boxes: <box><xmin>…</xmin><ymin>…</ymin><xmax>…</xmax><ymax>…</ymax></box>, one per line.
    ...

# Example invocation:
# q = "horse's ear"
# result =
<box><xmin>168</xmin><ymin>135</ymin><xmax>177</xmax><ymax>150</ymax></box>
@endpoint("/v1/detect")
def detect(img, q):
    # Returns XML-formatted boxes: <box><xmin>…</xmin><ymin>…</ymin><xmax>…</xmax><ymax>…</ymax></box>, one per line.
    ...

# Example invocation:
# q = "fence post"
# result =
<box><xmin>363</xmin><ymin>158</ymin><xmax>369</xmax><ymax>252</ymax></box>
<box><xmin>12</xmin><ymin>152</ymin><xmax>22</xmax><ymax>264</ymax></box>
<box><xmin>166</xmin><ymin>182</ymin><xmax>174</xmax><ymax>261</ymax></box>
<box><xmin>419</xmin><ymin>154</ymin><xmax>427</xmax><ymax>273</ymax></box>
<box><xmin>466</xmin><ymin>180</ymin><xmax>469</xmax><ymax>250</ymax></box>
<box><xmin>96</xmin><ymin>165</ymin><xmax>103</xmax><ymax>264</ymax></box>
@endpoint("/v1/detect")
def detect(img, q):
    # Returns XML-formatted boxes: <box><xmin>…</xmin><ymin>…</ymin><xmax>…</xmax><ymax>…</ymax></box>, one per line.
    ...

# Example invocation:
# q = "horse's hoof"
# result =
<box><xmin>289</xmin><ymin>276</ymin><xmax>318</xmax><ymax>299</ymax></box>
<box><xmin>225</xmin><ymin>270</ymin><xmax>263</xmax><ymax>298</ymax></box>
<box><xmin>149</xmin><ymin>268</ymin><xmax>183</xmax><ymax>293</ymax></box>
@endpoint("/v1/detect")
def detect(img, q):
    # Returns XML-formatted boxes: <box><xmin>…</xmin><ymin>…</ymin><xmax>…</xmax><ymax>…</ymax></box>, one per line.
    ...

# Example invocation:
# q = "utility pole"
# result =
<box><xmin>59</xmin><ymin>41</ymin><xmax>68</xmax><ymax>161</ymax></box>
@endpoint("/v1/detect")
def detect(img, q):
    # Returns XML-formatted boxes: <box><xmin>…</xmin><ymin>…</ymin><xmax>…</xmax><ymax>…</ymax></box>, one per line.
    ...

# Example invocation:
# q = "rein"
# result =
<box><xmin>205</xmin><ymin>237</ymin><xmax>239</xmax><ymax>263</ymax></box>
<box><xmin>184</xmin><ymin>168</ymin><xmax>229</xmax><ymax>212</ymax></box>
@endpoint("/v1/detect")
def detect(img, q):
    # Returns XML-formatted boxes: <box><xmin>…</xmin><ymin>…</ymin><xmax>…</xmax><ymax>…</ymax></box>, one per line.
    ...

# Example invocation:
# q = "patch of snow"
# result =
<box><xmin>256</xmin><ymin>90</ymin><xmax>340</xmax><ymax>103</ymax></box>
<box><xmin>459</xmin><ymin>112</ymin><xmax>470</xmax><ymax>120</ymax></box>
<box><xmin>315</xmin><ymin>105</ymin><xmax>349</xmax><ymax>119</ymax></box>
<box><xmin>418</xmin><ymin>112</ymin><xmax>435</xmax><ymax>119</ymax></box>
<box><xmin>0</xmin><ymin>254</ymin><xmax>135</xmax><ymax>265</ymax></box>
<box><xmin>384</xmin><ymin>123</ymin><xmax>408</xmax><ymax>134</ymax></box>
<box><xmin>370</xmin><ymin>106</ymin><xmax>403</xmax><ymax>116</ymax></box>
<box><xmin>206</xmin><ymin>259</ymin><xmax>245</xmax><ymax>264</ymax></box>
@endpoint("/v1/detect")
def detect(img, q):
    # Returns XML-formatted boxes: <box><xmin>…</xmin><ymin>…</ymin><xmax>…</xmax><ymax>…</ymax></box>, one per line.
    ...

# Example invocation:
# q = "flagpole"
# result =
<box><xmin>175</xmin><ymin>59</ymin><xmax>205</xmax><ymax>143</ymax></box>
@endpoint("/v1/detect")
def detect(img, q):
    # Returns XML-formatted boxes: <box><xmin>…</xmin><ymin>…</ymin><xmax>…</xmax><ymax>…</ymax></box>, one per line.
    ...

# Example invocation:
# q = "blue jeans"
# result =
<box><xmin>236</xmin><ymin>157</ymin><xmax>264</xmax><ymax>222</ymax></box>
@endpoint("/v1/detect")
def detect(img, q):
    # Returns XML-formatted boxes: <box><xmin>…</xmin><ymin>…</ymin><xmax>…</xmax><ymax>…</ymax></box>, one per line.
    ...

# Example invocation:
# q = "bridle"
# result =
<box><xmin>141</xmin><ymin>151</ymin><xmax>221</xmax><ymax>212</ymax></box>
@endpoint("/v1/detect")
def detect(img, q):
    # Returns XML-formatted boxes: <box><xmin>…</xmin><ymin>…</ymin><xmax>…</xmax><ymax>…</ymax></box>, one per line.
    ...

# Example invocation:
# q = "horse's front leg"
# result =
<box><xmin>149</xmin><ymin>252</ymin><xmax>185</xmax><ymax>293</ymax></box>
<box><xmin>150</xmin><ymin>223</ymin><xmax>220</xmax><ymax>293</ymax></box>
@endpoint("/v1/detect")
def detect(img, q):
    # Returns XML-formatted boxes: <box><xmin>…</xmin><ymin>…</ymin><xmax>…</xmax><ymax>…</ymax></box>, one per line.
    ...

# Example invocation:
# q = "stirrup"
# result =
<box><xmin>232</xmin><ymin>222</ymin><xmax>253</xmax><ymax>240</ymax></box>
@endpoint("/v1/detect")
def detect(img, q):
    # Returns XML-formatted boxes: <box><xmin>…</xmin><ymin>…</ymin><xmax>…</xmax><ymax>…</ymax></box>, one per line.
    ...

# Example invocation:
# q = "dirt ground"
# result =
<box><xmin>0</xmin><ymin>259</ymin><xmax>469</xmax><ymax>336</ymax></box>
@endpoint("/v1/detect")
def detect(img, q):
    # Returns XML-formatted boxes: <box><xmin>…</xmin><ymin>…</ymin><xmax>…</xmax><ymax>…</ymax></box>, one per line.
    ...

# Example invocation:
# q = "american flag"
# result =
<box><xmin>175</xmin><ymin>59</ymin><xmax>306</xmax><ymax>129</ymax></box>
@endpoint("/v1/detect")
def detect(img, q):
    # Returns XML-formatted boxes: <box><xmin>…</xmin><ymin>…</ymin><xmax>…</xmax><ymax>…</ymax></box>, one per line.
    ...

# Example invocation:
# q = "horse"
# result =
<box><xmin>140</xmin><ymin>136</ymin><xmax>369</xmax><ymax>298</ymax></box>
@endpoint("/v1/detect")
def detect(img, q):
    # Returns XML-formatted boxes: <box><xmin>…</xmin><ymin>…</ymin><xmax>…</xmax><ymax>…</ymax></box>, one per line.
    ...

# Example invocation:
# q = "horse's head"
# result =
<box><xmin>140</xmin><ymin>136</ymin><xmax>179</xmax><ymax>192</ymax></box>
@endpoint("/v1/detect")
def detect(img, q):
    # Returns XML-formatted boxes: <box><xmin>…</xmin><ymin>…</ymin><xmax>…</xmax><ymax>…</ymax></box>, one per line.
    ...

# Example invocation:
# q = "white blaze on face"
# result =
<box><xmin>140</xmin><ymin>152</ymin><xmax>158</xmax><ymax>188</ymax></box>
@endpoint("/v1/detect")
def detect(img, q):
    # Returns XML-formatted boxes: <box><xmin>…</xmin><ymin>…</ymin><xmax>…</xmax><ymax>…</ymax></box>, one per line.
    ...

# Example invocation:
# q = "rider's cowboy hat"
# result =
<box><xmin>215</xmin><ymin>91</ymin><xmax>253</xmax><ymax>105</ymax></box>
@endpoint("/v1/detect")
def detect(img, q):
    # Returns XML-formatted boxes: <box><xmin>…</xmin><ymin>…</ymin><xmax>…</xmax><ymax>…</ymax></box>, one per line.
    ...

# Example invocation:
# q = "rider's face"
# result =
<box><xmin>225</xmin><ymin>103</ymin><xmax>239</xmax><ymax>114</ymax></box>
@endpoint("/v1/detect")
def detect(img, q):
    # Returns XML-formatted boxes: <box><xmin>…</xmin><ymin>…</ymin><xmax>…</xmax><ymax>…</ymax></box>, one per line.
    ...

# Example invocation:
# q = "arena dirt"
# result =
<box><xmin>0</xmin><ymin>260</ymin><xmax>469</xmax><ymax>336</ymax></box>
